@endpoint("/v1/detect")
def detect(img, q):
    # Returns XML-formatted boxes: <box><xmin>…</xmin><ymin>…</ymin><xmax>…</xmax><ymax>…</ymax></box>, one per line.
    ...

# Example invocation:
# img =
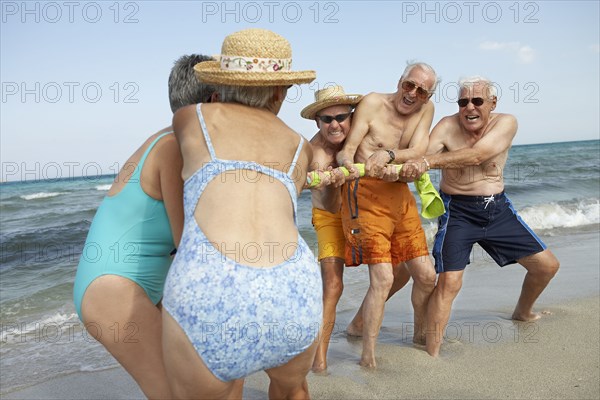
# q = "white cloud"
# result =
<box><xmin>518</xmin><ymin>46</ymin><xmax>535</xmax><ymax>64</ymax></box>
<box><xmin>590</xmin><ymin>44</ymin><xmax>600</xmax><ymax>53</ymax></box>
<box><xmin>479</xmin><ymin>41</ymin><xmax>536</xmax><ymax>64</ymax></box>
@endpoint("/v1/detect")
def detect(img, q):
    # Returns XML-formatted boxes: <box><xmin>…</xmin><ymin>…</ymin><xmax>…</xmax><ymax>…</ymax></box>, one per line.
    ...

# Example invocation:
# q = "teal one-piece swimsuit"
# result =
<box><xmin>73</xmin><ymin>132</ymin><xmax>175</xmax><ymax>319</ymax></box>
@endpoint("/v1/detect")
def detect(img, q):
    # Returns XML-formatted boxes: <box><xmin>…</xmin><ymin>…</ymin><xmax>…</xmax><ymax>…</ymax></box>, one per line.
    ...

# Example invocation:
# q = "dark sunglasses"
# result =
<box><xmin>317</xmin><ymin>113</ymin><xmax>351</xmax><ymax>124</ymax></box>
<box><xmin>401</xmin><ymin>80</ymin><xmax>431</xmax><ymax>99</ymax></box>
<box><xmin>457</xmin><ymin>97</ymin><xmax>485</xmax><ymax>107</ymax></box>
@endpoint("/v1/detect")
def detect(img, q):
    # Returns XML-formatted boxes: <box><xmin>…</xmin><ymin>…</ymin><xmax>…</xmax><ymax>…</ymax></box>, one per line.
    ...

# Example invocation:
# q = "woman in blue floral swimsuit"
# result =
<box><xmin>162</xmin><ymin>29</ymin><xmax>323</xmax><ymax>399</ymax></box>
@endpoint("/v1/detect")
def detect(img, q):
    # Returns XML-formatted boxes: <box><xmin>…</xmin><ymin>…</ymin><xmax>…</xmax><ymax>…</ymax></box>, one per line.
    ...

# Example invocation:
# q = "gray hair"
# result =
<box><xmin>458</xmin><ymin>76</ymin><xmax>497</xmax><ymax>99</ymax></box>
<box><xmin>401</xmin><ymin>61</ymin><xmax>440</xmax><ymax>93</ymax></box>
<box><xmin>168</xmin><ymin>54</ymin><xmax>216</xmax><ymax>113</ymax></box>
<box><xmin>216</xmin><ymin>85</ymin><xmax>278</xmax><ymax>108</ymax></box>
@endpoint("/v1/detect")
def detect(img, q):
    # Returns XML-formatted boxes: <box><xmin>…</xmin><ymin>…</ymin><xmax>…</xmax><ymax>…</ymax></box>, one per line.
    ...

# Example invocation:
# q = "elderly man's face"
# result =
<box><xmin>316</xmin><ymin>104</ymin><xmax>352</xmax><ymax>146</ymax></box>
<box><xmin>457</xmin><ymin>83</ymin><xmax>497</xmax><ymax>133</ymax></box>
<box><xmin>395</xmin><ymin>67</ymin><xmax>435</xmax><ymax>115</ymax></box>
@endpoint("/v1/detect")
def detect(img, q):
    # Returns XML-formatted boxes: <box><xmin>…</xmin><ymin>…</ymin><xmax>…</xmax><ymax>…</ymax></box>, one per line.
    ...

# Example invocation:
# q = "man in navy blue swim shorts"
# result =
<box><xmin>404</xmin><ymin>75</ymin><xmax>560</xmax><ymax>357</ymax></box>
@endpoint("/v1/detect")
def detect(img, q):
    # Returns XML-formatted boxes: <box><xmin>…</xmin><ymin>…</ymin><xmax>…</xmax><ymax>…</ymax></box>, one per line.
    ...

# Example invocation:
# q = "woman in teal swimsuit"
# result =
<box><xmin>72</xmin><ymin>54</ymin><xmax>215</xmax><ymax>399</ymax></box>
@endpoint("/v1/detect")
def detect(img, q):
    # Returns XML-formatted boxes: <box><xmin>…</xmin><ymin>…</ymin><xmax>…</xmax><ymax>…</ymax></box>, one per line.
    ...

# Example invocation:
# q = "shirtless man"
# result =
<box><xmin>335</xmin><ymin>62</ymin><xmax>439</xmax><ymax>367</ymax></box>
<box><xmin>405</xmin><ymin>76</ymin><xmax>560</xmax><ymax>357</ymax></box>
<box><xmin>301</xmin><ymin>85</ymin><xmax>361</xmax><ymax>372</ymax></box>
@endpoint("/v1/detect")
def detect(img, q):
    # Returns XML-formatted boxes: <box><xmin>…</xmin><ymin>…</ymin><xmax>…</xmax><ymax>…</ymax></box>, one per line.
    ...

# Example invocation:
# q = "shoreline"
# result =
<box><xmin>2</xmin><ymin>230</ymin><xmax>598</xmax><ymax>399</ymax></box>
<box><xmin>4</xmin><ymin>294</ymin><xmax>598</xmax><ymax>400</ymax></box>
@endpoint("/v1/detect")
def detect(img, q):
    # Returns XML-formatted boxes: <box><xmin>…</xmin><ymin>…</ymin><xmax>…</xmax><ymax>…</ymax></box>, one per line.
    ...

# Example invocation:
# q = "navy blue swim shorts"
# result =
<box><xmin>432</xmin><ymin>191</ymin><xmax>547</xmax><ymax>273</ymax></box>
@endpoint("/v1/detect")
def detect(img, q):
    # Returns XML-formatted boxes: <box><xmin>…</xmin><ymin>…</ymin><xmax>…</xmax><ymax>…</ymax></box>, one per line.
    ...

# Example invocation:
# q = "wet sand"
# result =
<box><xmin>4</xmin><ymin>231</ymin><xmax>599</xmax><ymax>399</ymax></box>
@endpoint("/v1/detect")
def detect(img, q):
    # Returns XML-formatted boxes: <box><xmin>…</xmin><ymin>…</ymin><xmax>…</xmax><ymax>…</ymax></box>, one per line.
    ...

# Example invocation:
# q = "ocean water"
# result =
<box><xmin>1</xmin><ymin>139</ymin><xmax>599</xmax><ymax>393</ymax></box>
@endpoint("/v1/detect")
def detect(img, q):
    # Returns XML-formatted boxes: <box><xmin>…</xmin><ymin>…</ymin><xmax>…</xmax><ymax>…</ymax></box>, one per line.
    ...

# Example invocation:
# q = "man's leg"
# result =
<box><xmin>405</xmin><ymin>255</ymin><xmax>436</xmax><ymax>344</ymax></box>
<box><xmin>312</xmin><ymin>257</ymin><xmax>344</xmax><ymax>372</ymax></box>
<box><xmin>425</xmin><ymin>270</ymin><xmax>464</xmax><ymax>357</ymax></box>
<box><xmin>360</xmin><ymin>262</ymin><xmax>394</xmax><ymax>368</ymax></box>
<box><xmin>347</xmin><ymin>263</ymin><xmax>411</xmax><ymax>336</ymax></box>
<box><xmin>512</xmin><ymin>249</ymin><xmax>559</xmax><ymax>320</ymax></box>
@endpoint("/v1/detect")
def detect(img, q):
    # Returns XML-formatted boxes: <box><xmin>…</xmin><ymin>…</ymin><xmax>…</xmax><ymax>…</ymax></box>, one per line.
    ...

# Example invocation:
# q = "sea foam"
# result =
<box><xmin>95</xmin><ymin>184</ymin><xmax>112</xmax><ymax>191</ymax></box>
<box><xmin>20</xmin><ymin>192</ymin><xmax>66</xmax><ymax>200</ymax></box>
<box><xmin>519</xmin><ymin>199</ymin><xmax>599</xmax><ymax>230</ymax></box>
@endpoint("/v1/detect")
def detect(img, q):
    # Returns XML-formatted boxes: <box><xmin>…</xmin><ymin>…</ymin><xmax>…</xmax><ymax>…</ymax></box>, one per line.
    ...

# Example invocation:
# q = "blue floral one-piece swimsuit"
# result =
<box><xmin>162</xmin><ymin>104</ymin><xmax>323</xmax><ymax>382</ymax></box>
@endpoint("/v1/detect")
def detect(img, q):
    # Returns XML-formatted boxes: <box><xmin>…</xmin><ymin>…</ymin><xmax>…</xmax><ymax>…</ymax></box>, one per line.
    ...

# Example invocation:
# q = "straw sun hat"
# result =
<box><xmin>300</xmin><ymin>86</ymin><xmax>363</xmax><ymax>119</ymax></box>
<box><xmin>194</xmin><ymin>28</ymin><xmax>316</xmax><ymax>87</ymax></box>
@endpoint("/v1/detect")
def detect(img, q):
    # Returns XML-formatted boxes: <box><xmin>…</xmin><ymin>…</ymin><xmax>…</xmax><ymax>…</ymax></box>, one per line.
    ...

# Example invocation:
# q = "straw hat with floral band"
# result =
<box><xmin>300</xmin><ymin>85</ymin><xmax>363</xmax><ymax>120</ymax></box>
<box><xmin>194</xmin><ymin>28</ymin><xmax>316</xmax><ymax>87</ymax></box>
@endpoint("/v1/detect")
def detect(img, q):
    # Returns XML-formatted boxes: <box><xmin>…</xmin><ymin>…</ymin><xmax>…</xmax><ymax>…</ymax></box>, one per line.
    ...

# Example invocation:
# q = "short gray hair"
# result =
<box><xmin>458</xmin><ymin>76</ymin><xmax>497</xmax><ymax>99</ymax></box>
<box><xmin>401</xmin><ymin>61</ymin><xmax>440</xmax><ymax>93</ymax></box>
<box><xmin>168</xmin><ymin>54</ymin><xmax>216</xmax><ymax>113</ymax></box>
<box><xmin>216</xmin><ymin>85</ymin><xmax>278</xmax><ymax>108</ymax></box>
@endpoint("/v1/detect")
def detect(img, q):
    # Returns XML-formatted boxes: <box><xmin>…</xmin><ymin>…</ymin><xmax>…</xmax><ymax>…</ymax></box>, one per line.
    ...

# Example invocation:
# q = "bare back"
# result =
<box><xmin>174</xmin><ymin>103</ymin><xmax>311</xmax><ymax>267</ymax></box>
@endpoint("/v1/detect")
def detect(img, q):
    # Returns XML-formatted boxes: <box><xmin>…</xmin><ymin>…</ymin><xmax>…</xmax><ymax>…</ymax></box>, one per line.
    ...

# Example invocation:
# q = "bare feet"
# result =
<box><xmin>311</xmin><ymin>359</ymin><xmax>327</xmax><ymax>373</ymax></box>
<box><xmin>346</xmin><ymin>321</ymin><xmax>363</xmax><ymax>337</ymax></box>
<box><xmin>413</xmin><ymin>332</ymin><xmax>426</xmax><ymax>346</ymax></box>
<box><xmin>359</xmin><ymin>355</ymin><xmax>377</xmax><ymax>368</ymax></box>
<box><xmin>512</xmin><ymin>310</ymin><xmax>542</xmax><ymax>321</ymax></box>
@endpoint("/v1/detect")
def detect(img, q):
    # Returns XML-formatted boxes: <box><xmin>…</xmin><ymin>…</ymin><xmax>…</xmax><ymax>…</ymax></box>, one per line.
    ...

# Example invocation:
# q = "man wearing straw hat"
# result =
<box><xmin>300</xmin><ymin>85</ymin><xmax>361</xmax><ymax>372</ymax></box>
<box><xmin>162</xmin><ymin>28</ymin><xmax>322</xmax><ymax>399</ymax></box>
<box><xmin>335</xmin><ymin>62</ymin><xmax>439</xmax><ymax>367</ymax></box>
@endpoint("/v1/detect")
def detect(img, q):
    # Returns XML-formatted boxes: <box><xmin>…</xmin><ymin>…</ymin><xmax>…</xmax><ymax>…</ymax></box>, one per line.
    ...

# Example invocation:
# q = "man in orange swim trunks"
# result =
<box><xmin>302</xmin><ymin>85</ymin><xmax>361</xmax><ymax>372</ymax></box>
<box><xmin>336</xmin><ymin>62</ymin><xmax>439</xmax><ymax>367</ymax></box>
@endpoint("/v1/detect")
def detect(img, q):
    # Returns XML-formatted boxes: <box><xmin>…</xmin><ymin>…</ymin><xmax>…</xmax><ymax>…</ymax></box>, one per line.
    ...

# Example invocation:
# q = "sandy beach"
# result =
<box><xmin>4</xmin><ymin>295</ymin><xmax>598</xmax><ymax>399</ymax></box>
<box><xmin>4</xmin><ymin>231</ymin><xmax>599</xmax><ymax>400</ymax></box>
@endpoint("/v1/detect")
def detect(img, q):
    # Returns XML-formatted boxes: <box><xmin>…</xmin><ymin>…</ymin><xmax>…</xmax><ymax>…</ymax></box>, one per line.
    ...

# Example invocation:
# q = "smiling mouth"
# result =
<box><xmin>402</xmin><ymin>96</ymin><xmax>415</xmax><ymax>106</ymax></box>
<box><xmin>466</xmin><ymin>116</ymin><xmax>479</xmax><ymax>121</ymax></box>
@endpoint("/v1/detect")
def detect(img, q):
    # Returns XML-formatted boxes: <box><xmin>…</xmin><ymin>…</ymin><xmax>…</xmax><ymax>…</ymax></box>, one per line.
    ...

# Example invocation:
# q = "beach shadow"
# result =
<box><xmin>242</xmin><ymin>387</ymin><xmax>267</xmax><ymax>400</ymax></box>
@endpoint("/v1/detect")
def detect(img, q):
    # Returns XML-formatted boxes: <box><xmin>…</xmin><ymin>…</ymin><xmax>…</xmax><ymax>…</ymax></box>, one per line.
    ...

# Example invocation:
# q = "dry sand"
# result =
<box><xmin>4</xmin><ymin>295</ymin><xmax>598</xmax><ymax>400</ymax></box>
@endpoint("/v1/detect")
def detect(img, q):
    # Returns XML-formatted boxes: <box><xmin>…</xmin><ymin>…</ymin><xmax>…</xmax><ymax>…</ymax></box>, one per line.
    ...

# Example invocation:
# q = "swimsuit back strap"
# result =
<box><xmin>287</xmin><ymin>136</ymin><xmax>305</xmax><ymax>176</ymax></box>
<box><xmin>196</xmin><ymin>103</ymin><xmax>217</xmax><ymax>160</ymax></box>
<box><xmin>135</xmin><ymin>131</ymin><xmax>173</xmax><ymax>178</ymax></box>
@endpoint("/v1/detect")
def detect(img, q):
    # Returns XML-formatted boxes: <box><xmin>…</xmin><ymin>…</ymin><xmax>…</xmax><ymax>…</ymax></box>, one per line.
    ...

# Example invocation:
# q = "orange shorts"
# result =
<box><xmin>312</xmin><ymin>208</ymin><xmax>345</xmax><ymax>261</ymax></box>
<box><xmin>341</xmin><ymin>178</ymin><xmax>429</xmax><ymax>266</ymax></box>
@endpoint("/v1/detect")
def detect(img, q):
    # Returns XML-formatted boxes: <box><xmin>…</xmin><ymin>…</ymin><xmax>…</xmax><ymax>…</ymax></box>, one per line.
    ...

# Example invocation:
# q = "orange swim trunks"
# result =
<box><xmin>341</xmin><ymin>177</ymin><xmax>429</xmax><ymax>266</ymax></box>
<box><xmin>312</xmin><ymin>208</ymin><xmax>345</xmax><ymax>261</ymax></box>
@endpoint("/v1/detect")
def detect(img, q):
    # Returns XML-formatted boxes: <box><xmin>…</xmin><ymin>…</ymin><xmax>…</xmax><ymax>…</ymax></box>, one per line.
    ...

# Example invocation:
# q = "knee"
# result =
<box><xmin>529</xmin><ymin>253</ymin><xmax>560</xmax><ymax>280</ymax></box>
<box><xmin>370</xmin><ymin>271</ymin><xmax>394</xmax><ymax>293</ymax></box>
<box><xmin>544</xmin><ymin>256</ymin><xmax>560</xmax><ymax>278</ymax></box>
<box><xmin>437</xmin><ymin>275</ymin><xmax>463</xmax><ymax>299</ymax></box>
<box><xmin>413</xmin><ymin>267</ymin><xmax>437</xmax><ymax>290</ymax></box>
<box><xmin>323</xmin><ymin>279</ymin><xmax>344</xmax><ymax>301</ymax></box>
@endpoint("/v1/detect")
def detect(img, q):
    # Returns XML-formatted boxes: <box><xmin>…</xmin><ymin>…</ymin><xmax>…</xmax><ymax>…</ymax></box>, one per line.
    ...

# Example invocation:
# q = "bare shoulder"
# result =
<box><xmin>358</xmin><ymin>92</ymin><xmax>386</xmax><ymax>109</ymax></box>
<box><xmin>154</xmin><ymin>133</ymin><xmax>181</xmax><ymax>159</ymax></box>
<box><xmin>488</xmin><ymin>113</ymin><xmax>518</xmax><ymax>132</ymax></box>
<box><xmin>433</xmin><ymin>113</ymin><xmax>460</xmax><ymax>131</ymax></box>
<box><xmin>491</xmin><ymin>113</ymin><xmax>517</xmax><ymax>124</ymax></box>
<box><xmin>172</xmin><ymin>104</ymin><xmax>198</xmax><ymax>135</ymax></box>
<box><xmin>309</xmin><ymin>131</ymin><xmax>325</xmax><ymax>148</ymax></box>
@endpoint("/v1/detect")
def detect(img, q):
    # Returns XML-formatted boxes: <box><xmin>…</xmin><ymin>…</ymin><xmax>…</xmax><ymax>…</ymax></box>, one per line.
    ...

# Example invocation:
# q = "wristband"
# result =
<box><xmin>422</xmin><ymin>156</ymin><xmax>431</xmax><ymax>171</ymax></box>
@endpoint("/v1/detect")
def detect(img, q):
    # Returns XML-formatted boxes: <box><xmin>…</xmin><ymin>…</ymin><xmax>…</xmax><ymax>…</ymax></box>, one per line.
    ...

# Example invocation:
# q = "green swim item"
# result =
<box><xmin>73</xmin><ymin>132</ymin><xmax>175</xmax><ymax>320</ymax></box>
<box><xmin>306</xmin><ymin>163</ymin><xmax>445</xmax><ymax>219</ymax></box>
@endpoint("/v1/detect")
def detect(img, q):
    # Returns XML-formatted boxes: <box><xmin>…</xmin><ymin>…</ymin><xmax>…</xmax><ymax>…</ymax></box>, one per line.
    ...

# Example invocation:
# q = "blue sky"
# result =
<box><xmin>1</xmin><ymin>1</ymin><xmax>599</xmax><ymax>181</ymax></box>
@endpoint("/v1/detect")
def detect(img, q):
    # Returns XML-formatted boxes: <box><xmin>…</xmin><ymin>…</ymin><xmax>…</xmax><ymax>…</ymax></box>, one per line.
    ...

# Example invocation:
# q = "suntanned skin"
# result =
<box><xmin>163</xmin><ymin>87</ymin><xmax>321</xmax><ymax>399</ymax></box>
<box><xmin>334</xmin><ymin>65</ymin><xmax>438</xmax><ymax>368</ymax></box>
<box><xmin>405</xmin><ymin>80</ymin><xmax>560</xmax><ymax>357</ymax></box>
<box><xmin>81</xmin><ymin>128</ymin><xmax>183</xmax><ymax>400</ymax></box>
<box><xmin>308</xmin><ymin>104</ymin><xmax>351</xmax><ymax>373</ymax></box>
